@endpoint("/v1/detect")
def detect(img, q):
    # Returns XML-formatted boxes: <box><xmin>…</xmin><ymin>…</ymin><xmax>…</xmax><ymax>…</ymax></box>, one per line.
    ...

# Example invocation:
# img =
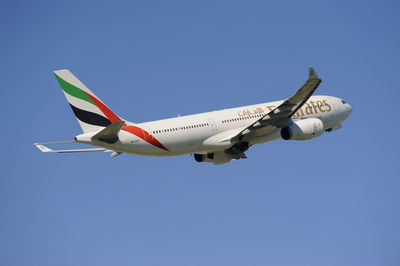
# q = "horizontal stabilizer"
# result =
<box><xmin>35</xmin><ymin>140</ymin><xmax>76</xmax><ymax>145</ymax></box>
<box><xmin>92</xmin><ymin>120</ymin><xmax>125</xmax><ymax>144</ymax></box>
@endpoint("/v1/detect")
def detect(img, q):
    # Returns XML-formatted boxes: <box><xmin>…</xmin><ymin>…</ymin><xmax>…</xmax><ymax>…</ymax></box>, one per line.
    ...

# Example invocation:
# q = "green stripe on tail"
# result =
<box><xmin>55</xmin><ymin>74</ymin><xmax>95</xmax><ymax>105</ymax></box>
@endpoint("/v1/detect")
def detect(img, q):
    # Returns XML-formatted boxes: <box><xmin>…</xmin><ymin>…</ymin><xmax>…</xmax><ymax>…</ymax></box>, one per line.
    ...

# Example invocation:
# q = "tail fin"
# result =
<box><xmin>54</xmin><ymin>70</ymin><xmax>123</xmax><ymax>133</ymax></box>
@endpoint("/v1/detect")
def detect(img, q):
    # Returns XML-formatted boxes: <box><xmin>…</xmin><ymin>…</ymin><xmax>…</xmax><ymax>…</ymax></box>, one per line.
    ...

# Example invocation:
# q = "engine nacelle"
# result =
<box><xmin>281</xmin><ymin>118</ymin><xmax>324</xmax><ymax>140</ymax></box>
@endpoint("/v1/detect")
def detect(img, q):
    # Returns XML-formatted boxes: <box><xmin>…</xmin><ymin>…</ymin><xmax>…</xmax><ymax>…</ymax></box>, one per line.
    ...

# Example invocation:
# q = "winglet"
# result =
<box><xmin>308</xmin><ymin>67</ymin><xmax>319</xmax><ymax>80</ymax></box>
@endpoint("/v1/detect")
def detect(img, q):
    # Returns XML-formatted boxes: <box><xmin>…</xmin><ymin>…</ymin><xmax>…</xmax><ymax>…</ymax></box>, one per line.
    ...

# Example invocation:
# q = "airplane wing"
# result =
<box><xmin>234</xmin><ymin>67</ymin><xmax>322</xmax><ymax>141</ymax></box>
<box><xmin>34</xmin><ymin>142</ymin><xmax>106</xmax><ymax>153</ymax></box>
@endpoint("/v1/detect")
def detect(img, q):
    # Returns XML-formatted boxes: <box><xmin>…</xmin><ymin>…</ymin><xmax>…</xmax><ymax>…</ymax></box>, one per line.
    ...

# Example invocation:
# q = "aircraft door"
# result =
<box><xmin>208</xmin><ymin>117</ymin><xmax>217</xmax><ymax>132</ymax></box>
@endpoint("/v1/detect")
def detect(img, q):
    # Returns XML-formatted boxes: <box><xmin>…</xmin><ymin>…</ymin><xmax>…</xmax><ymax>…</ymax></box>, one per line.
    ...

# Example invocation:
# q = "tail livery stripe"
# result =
<box><xmin>55</xmin><ymin>75</ymin><xmax>95</xmax><ymax>105</ymax></box>
<box><xmin>69</xmin><ymin>104</ymin><xmax>112</xmax><ymax>127</ymax></box>
<box><xmin>85</xmin><ymin>93</ymin><xmax>121</xmax><ymax>123</ymax></box>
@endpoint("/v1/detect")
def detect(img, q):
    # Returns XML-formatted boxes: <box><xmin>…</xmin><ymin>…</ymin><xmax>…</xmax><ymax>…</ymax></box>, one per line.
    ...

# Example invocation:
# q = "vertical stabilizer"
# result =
<box><xmin>54</xmin><ymin>70</ymin><xmax>123</xmax><ymax>133</ymax></box>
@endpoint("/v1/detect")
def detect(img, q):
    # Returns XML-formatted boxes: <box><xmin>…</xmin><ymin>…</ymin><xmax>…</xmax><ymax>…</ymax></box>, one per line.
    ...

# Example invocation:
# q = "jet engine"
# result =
<box><xmin>280</xmin><ymin>118</ymin><xmax>324</xmax><ymax>140</ymax></box>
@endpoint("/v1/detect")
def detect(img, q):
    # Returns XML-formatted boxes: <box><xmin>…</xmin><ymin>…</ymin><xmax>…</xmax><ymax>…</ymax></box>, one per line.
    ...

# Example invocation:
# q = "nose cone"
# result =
<box><xmin>346</xmin><ymin>103</ymin><xmax>352</xmax><ymax>114</ymax></box>
<box><xmin>343</xmin><ymin>102</ymin><xmax>352</xmax><ymax>119</ymax></box>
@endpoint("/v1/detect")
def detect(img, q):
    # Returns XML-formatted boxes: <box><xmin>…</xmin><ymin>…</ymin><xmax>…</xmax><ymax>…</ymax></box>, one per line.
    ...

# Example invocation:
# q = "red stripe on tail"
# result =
<box><xmin>85</xmin><ymin>93</ymin><xmax>121</xmax><ymax>123</ymax></box>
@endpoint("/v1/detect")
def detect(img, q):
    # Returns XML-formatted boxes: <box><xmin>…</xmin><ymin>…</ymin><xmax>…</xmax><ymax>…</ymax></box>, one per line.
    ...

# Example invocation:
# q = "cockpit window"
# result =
<box><xmin>341</xmin><ymin>100</ymin><xmax>347</xmax><ymax>104</ymax></box>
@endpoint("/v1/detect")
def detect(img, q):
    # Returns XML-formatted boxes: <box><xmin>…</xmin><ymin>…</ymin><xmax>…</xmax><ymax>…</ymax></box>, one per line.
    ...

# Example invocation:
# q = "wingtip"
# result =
<box><xmin>308</xmin><ymin>66</ymin><xmax>319</xmax><ymax>80</ymax></box>
<box><xmin>34</xmin><ymin>143</ymin><xmax>53</xmax><ymax>152</ymax></box>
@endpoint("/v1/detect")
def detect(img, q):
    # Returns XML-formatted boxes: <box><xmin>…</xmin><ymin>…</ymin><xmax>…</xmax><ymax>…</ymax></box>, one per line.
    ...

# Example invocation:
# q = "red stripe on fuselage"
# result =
<box><xmin>85</xmin><ymin>92</ymin><xmax>169</xmax><ymax>151</ymax></box>
<box><xmin>123</xmin><ymin>125</ymin><xmax>169</xmax><ymax>151</ymax></box>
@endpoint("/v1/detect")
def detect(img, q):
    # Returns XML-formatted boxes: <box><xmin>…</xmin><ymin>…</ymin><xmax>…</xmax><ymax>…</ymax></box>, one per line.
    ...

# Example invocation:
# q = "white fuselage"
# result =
<box><xmin>75</xmin><ymin>95</ymin><xmax>352</xmax><ymax>156</ymax></box>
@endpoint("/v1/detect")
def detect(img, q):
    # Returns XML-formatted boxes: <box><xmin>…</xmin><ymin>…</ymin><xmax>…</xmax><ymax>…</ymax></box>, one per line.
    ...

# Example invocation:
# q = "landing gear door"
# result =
<box><xmin>208</xmin><ymin>118</ymin><xmax>217</xmax><ymax>132</ymax></box>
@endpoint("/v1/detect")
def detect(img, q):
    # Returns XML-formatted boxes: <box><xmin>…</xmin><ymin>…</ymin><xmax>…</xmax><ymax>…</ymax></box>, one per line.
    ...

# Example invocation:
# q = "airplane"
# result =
<box><xmin>34</xmin><ymin>67</ymin><xmax>352</xmax><ymax>165</ymax></box>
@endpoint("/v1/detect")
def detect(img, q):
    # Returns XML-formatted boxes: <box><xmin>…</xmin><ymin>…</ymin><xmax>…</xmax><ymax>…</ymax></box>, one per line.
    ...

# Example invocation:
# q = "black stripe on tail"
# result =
<box><xmin>69</xmin><ymin>104</ymin><xmax>111</xmax><ymax>127</ymax></box>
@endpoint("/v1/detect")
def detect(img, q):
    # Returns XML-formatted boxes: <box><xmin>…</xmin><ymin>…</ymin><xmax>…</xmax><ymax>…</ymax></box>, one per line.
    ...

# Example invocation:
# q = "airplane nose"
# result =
<box><xmin>345</xmin><ymin>103</ymin><xmax>352</xmax><ymax>117</ymax></box>
<box><xmin>347</xmin><ymin>103</ymin><xmax>352</xmax><ymax>112</ymax></box>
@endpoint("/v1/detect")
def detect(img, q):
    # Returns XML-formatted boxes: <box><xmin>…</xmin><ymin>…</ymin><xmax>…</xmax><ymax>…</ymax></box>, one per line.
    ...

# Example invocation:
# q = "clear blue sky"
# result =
<box><xmin>1</xmin><ymin>1</ymin><xmax>399</xmax><ymax>265</ymax></box>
